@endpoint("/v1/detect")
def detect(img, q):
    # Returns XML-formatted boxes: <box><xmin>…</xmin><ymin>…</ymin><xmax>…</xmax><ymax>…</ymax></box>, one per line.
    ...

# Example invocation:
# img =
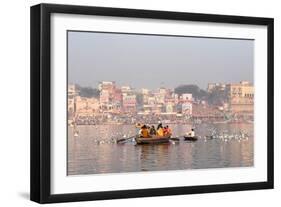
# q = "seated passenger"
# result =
<box><xmin>136</xmin><ymin>123</ymin><xmax>142</xmax><ymax>135</ymax></box>
<box><xmin>166</xmin><ymin>125</ymin><xmax>172</xmax><ymax>135</ymax></box>
<box><xmin>187</xmin><ymin>128</ymin><xmax>195</xmax><ymax>137</ymax></box>
<box><xmin>157</xmin><ymin>124</ymin><xmax>164</xmax><ymax>137</ymax></box>
<box><xmin>147</xmin><ymin>126</ymin><xmax>151</xmax><ymax>134</ymax></box>
<box><xmin>140</xmin><ymin>125</ymin><xmax>149</xmax><ymax>138</ymax></box>
<box><xmin>163</xmin><ymin>126</ymin><xmax>168</xmax><ymax>135</ymax></box>
<box><xmin>149</xmin><ymin>125</ymin><xmax>156</xmax><ymax>135</ymax></box>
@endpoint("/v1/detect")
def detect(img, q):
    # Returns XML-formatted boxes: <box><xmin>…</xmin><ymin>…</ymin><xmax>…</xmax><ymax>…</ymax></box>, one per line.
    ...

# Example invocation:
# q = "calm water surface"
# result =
<box><xmin>67</xmin><ymin>123</ymin><xmax>253</xmax><ymax>175</ymax></box>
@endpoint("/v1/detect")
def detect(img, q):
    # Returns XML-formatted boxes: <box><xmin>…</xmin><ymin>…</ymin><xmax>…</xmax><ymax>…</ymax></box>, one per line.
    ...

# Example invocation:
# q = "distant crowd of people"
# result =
<box><xmin>136</xmin><ymin>123</ymin><xmax>172</xmax><ymax>138</ymax></box>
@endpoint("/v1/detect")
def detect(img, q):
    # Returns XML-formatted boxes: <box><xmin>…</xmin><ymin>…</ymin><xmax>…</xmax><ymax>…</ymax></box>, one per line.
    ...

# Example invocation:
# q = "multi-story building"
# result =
<box><xmin>99</xmin><ymin>90</ymin><xmax>111</xmax><ymax>111</ymax></box>
<box><xmin>165</xmin><ymin>103</ymin><xmax>175</xmax><ymax>114</ymax></box>
<box><xmin>141</xmin><ymin>96</ymin><xmax>163</xmax><ymax>114</ymax></box>
<box><xmin>226</xmin><ymin>81</ymin><xmax>254</xmax><ymax>113</ymax></box>
<box><xmin>181</xmin><ymin>102</ymin><xmax>193</xmax><ymax>115</ymax></box>
<box><xmin>141</xmin><ymin>88</ymin><xmax>150</xmax><ymax>95</ymax></box>
<box><xmin>140</xmin><ymin>88</ymin><xmax>150</xmax><ymax>105</ymax></box>
<box><xmin>98</xmin><ymin>81</ymin><xmax>116</xmax><ymax>92</ymax></box>
<box><xmin>112</xmin><ymin>88</ymin><xmax>123</xmax><ymax>113</ymax></box>
<box><xmin>164</xmin><ymin>92</ymin><xmax>176</xmax><ymax>114</ymax></box>
<box><xmin>68</xmin><ymin>84</ymin><xmax>79</xmax><ymax>119</ymax></box>
<box><xmin>75</xmin><ymin>96</ymin><xmax>100</xmax><ymax>116</ymax></box>
<box><xmin>181</xmin><ymin>93</ymin><xmax>193</xmax><ymax>101</ymax></box>
<box><xmin>154</xmin><ymin>87</ymin><xmax>168</xmax><ymax>104</ymax></box>
<box><xmin>173</xmin><ymin>93</ymin><xmax>179</xmax><ymax>105</ymax></box>
<box><xmin>122</xmin><ymin>94</ymin><xmax>137</xmax><ymax>113</ymax></box>
<box><xmin>207</xmin><ymin>83</ymin><xmax>226</xmax><ymax>92</ymax></box>
<box><xmin>98</xmin><ymin>81</ymin><xmax>123</xmax><ymax>113</ymax></box>
<box><xmin>121</xmin><ymin>86</ymin><xmax>132</xmax><ymax>95</ymax></box>
<box><xmin>176</xmin><ymin>93</ymin><xmax>193</xmax><ymax>115</ymax></box>
<box><xmin>68</xmin><ymin>84</ymin><xmax>79</xmax><ymax>97</ymax></box>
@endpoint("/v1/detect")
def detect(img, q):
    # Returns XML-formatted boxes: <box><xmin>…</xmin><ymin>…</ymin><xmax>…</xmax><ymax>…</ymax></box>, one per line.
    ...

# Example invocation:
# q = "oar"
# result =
<box><xmin>170</xmin><ymin>135</ymin><xmax>185</xmax><ymax>141</ymax></box>
<box><xmin>170</xmin><ymin>137</ymin><xmax>180</xmax><ymax>141</ymax></box>
<box><xmin>117</xmin><ymin>135</ymin><xmax>136</xmax><ymax>143</ymax></box>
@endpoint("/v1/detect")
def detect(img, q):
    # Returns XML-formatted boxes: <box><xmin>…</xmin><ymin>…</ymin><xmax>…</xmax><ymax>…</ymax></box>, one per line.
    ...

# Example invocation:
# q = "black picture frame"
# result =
<box><xmin>30</xmin><ymin>3</ymin><xmax>274</xmax><ymax>204</ymax></box>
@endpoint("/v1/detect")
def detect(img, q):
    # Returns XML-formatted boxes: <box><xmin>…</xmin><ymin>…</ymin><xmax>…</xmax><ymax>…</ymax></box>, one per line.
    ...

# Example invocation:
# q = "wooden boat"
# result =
<box><xmin>184</xmin><ymin>136</ymin><xmax>198</xmax><ymax>141</ymax></box>
<box><xmin>135</xmin><ymin>134</ymin><xmax>171</xmax><ymax>144</ymax></box>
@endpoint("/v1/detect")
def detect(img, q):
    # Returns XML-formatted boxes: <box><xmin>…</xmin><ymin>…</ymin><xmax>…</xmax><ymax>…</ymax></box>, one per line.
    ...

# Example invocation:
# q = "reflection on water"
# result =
<box><xmin>67</xmin><ymin>123</ymin><xmax>253</xmax><ymax>175</ymax></box>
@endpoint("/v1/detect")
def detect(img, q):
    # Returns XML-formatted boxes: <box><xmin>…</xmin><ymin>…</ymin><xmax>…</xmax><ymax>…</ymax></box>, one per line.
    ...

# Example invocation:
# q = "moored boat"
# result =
<box><xmin>135</xmin><ymin>134</ymin><xmax>171</xmax><ymax>144</ymax></box>
<box><xmin>184</xmin><ymin>136</ymin><xmax>198</xmax><ymax>141</ymax></box>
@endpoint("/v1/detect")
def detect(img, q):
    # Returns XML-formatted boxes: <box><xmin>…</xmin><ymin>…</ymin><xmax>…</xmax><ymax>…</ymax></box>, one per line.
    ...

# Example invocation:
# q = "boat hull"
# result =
<box><xmin>135</xmin><ymin>135</ymin><xmax>171</xmax><ymax>144</ymax></box>
<box><xmin>184</xmin><ymin>136</ymin><xmax>198</xmax><ymax>141</ymax></box>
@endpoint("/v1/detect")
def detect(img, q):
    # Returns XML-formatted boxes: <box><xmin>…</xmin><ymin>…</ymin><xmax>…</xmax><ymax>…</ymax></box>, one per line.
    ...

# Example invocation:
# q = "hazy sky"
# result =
<box><xmin>68</xmin><ymin>31</ymin><xmax>254</xmax><ymax>90</ymax></box>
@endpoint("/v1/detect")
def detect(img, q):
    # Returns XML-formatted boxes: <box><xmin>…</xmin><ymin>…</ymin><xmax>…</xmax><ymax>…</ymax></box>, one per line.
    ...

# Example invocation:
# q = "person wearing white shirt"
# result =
<box><xmin>187</xmin><ymin>128</ymin><xmax>195</xmax><ymax>137</ymax></box>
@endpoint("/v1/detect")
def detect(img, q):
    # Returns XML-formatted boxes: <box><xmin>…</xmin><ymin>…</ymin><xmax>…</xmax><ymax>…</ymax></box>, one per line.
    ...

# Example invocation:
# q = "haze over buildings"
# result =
<box><xmin>68</xmin><ymin>31</ymin><xmax>254</xmax><ymax>90</ymax></box>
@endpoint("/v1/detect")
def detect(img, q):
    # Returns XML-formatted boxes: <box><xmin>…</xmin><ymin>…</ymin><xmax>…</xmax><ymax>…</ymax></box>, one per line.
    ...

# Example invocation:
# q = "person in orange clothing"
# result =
<box><xmin>163</xmin><ymin>126</ymin><xmax>168</xmax><ymax>135</ymax></box>
<box><xmin>156</xmin><ymin>123</ymin><xmax>164</xmax><ymax>137</ymax></box>
<box><xmin>166</xmin><ymin>125</ymin><xmax>172</xmax><ymax>135</ymax></box>
<box><xmin>140</xmin><ymin>125</ymin><xmax>150</xmax><ymax>138</ymax></box>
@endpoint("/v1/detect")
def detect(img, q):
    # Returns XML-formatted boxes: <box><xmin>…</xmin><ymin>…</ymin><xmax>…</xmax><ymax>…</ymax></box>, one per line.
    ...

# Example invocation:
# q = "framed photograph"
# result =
<box><xmin>30</xmin><ymin>3</ymin><xmax>274</xmax><ymax>203</ymax></box>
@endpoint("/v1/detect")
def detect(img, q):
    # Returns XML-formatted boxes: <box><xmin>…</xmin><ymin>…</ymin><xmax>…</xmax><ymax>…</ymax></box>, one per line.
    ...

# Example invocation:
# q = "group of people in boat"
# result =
<box><xmin>137</xmin><ymin>123</ymin><xmax>172</xmax><ymax>138</ymax></box>
<box><xmin>136</xmin><ymin>123</ymin><xmax>196</xmax><ymax>139</ymax></box>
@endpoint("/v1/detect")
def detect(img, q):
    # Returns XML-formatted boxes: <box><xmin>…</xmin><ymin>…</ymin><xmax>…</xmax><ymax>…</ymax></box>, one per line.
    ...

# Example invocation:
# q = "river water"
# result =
<box><xmin>67</xmin><ymin>123</ymin><xmax>253</xmax><ymax>175</ymax></box>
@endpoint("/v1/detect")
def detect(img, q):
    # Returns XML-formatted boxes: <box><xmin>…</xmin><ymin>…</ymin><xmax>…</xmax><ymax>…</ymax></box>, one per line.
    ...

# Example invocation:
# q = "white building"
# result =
<box><xmin>182</xmin><ymin>102</ymin><xmax>193</xmax><ymax>115</ymax></box>
<box><xmin>182</xmin><ymin>93</ymin><xmax>193</xmax><ymax>101</ymax></box>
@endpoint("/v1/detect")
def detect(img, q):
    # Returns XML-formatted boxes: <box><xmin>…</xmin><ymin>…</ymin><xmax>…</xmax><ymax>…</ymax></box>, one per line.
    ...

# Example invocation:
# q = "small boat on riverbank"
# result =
<box><xmin>135</xmin><ymin>134</ymin><xmax>171</xmax><ymax>144</ymax></box>
<box><xmin>184</xmin><ymin>136</ymin><xmax>198</xmax><ymax>141</ymax></box>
